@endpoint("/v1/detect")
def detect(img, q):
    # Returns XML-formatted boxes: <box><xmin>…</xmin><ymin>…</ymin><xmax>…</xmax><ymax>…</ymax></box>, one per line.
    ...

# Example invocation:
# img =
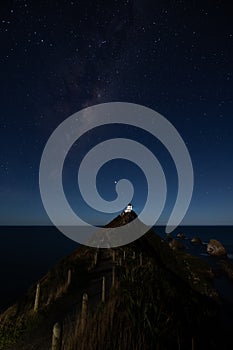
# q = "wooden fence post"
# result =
<box><xmin>192</xmin><ymin>337</ymin><xmax>194</xmax><ymax>350</ymax></box>
<box><xmin>81</xmin><ymin>293</ymin><xmax>88</xmax><ymax>332</ymax></box>
<box><xmin>112</xmin><ymin>266</ymin><xmax>115</xmax><ymax>287</ymax></box>
<box><xmin>33</xmin><ymin>283</ymin><xmax>40</xmax><ymax>313</ymax></box>
<box><xmin>67</xmin><ymin>269</ymin><xmax>72</xmax><ymax>287</ymax></box>
<box><xmin>112</xmin><ymin>250</ymin><xmax>115</xmax><ymax>262</ymax></box>
<box><xmin>139</xmin><ymin>253</ymin><xmax>143</xmax><ymax>266</ymax></box>
<box><xmin>94</xmin><ymin>252</ymin><xmax>98</xmax><ymax>266</ymax></box>
<box><xmin>123</xmin><ymin>250</ymin><xmax>126</xmax><ymax>260</ymax></box>
<box><xmin>102</xmin><ymin>276</ymin><xmax>106</xmax><ymax>302</ymax></box>
<box><xmin>52</xmin><ymin>322</ymin><xmax>62</xmax><ymax>350</ymax></box>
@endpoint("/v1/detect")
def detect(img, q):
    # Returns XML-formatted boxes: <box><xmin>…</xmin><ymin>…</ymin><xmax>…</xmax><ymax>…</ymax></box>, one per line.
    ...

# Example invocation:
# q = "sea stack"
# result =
<box><xmin>207</xmin><ymin>239</ymin><xmax>227</xmax><ymax>257</ymax></box>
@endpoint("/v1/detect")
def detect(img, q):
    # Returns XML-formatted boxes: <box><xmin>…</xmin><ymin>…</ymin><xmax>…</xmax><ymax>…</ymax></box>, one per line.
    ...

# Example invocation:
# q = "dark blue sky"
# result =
<box><xmin>0</xmin><ymin>0</ymin><xmax>232</xmax><ymax>225</ymax></box>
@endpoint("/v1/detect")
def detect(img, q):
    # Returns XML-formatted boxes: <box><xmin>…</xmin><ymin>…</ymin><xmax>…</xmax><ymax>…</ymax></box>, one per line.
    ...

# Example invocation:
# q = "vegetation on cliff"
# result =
<box><xmin>0</xmin><ymin>215</ymin><xmax>228</xmax><ymax>349</ymax></box>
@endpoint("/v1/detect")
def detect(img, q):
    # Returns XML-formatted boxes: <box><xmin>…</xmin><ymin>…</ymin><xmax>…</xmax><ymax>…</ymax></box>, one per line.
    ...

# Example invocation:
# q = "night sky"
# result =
<box><xmin>1</xmin><ymin>0</ymin><xmax>233</xmax><ymax>226</ymax></box>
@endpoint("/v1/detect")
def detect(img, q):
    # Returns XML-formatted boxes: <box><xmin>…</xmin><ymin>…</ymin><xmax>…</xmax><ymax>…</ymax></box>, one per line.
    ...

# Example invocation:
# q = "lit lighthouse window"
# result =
<box><xmin>124</xmin><ymin>203</ymin><xmax>133</xmax><ymax>213</ymax></box>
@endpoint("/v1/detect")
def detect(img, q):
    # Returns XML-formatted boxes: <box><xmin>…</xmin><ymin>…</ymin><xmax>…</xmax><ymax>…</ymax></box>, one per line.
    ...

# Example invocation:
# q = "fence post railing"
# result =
<box><xmin>81</xmin><ymin>293</ymin><xmax>88</xmax><ymax>332</ymax></box>
<box><xmin>52</xmin><ymin>322</ymin><xmax>62</xmax><ymax>350</ymax></box>
<box><xmin>102</xmin><ymin>276</ymin><xmax>106</xmax><ymax>302</ymax></box>
<box><xmin>33</xmin><ymin>283</ymin><xmax>40</xmax><ymax>313</ymax></box>
<box><xmin>123</xmin><ymin>250</ymin><xmax>126</xmax><ymax>261</ymax></box>
<box><xmin>139</xmin><ymin>253</ymin><xmax>143</xmax><ymax>266</ymax></box>
<box><xmin>94</xmin><ymin>251</ymin><xmax>98</xmax><ymax>266</ymax></box>
<box><xmin>112</xmin><ymin>266</ymin><xmax>115</xmax><ymax>287</ymax></box>
<box><xmin>112</xmin><ymin>250</ymin><xmax>116</xmax><ymax>262</ymax></box>
<box><xmin>67</xmin><ymin>269</ymin><xmax>72</xmax><ymax>287</ymax></box>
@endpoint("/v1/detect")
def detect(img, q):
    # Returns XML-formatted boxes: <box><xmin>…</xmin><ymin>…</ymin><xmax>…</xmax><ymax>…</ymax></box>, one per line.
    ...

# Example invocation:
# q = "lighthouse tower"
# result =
<box><xmin>124</xmin><ymin>203</ymin><xmax>133</xmax><ymax>213</ymax></box>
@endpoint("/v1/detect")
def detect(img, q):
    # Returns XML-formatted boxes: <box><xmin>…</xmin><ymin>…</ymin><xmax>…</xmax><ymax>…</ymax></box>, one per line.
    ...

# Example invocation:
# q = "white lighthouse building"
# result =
<box><xmin>124</xmin><ymin>203</ymin><xmax>133</xmax><ymax>213</ymax></box>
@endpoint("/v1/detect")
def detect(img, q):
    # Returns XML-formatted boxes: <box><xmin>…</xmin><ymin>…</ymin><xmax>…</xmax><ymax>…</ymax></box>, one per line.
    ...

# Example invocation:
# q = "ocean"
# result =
<box><xmin>0</xmin><ymin>225</ymin><xmax>233</xmax><ymax>311</ymax></box>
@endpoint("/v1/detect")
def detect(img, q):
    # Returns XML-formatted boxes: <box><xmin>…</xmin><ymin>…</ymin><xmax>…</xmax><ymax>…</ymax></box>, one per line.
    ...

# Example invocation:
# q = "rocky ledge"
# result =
<box><xmin>207</xmin><ymin>239</ymin><xmax>227</xmax><ymax>257</ymax></box>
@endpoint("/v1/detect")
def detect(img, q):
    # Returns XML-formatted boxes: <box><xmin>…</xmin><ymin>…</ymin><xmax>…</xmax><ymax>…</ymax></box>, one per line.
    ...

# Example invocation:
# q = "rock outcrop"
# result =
<box><xmin>207</xmin><ymin>239</ymin><xmax>227</xmax><ymax>257</ymax></box>
<box><xmin>219</xmin><ymin>259</ymin><xmax>233</xmax><ymax>280</ymax></box>
<box><xmin>0</xmin><ymin>221</ymin><xmax>223</xmax><ymax>350</ymax></box>
<box><xmin>169</xmin><ymin>239</ymin><xmax>185</xmax><ymax>251</ymax></box>
<box><xmin>177</xmin><ymin>233</ymin><xmax>186</xmax><ymax>239</ymax></box>
<box><xmin>166</xmin><ymin>233</ymin><xmax>172</xmax><ymax>240</ymax></box>
<box><xmin>191</xmin><ymin>237</ymin><xmax>202</xmax><ymax>244</ymax></box>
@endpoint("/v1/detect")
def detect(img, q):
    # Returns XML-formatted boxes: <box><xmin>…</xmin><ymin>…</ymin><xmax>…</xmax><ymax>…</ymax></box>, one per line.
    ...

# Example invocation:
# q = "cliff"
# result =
<box><xmin>0</xmin><ymin>214</ymin><xmax>227</xmax><ymax>349</ymax></box>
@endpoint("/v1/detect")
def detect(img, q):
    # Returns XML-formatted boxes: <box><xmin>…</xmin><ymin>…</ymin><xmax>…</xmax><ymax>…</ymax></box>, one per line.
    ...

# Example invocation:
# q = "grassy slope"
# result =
<box><xmin>0</xmin><ymin>224</ymin><xmax>224</xmax><ymax>349</ymax></box>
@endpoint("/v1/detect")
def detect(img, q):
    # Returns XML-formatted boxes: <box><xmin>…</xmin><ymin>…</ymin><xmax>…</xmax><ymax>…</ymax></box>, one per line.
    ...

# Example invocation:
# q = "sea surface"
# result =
<box><xmin>0</xmin><ymin>225</ymin><xmax>233</xmax><ymax>311</ymax></box>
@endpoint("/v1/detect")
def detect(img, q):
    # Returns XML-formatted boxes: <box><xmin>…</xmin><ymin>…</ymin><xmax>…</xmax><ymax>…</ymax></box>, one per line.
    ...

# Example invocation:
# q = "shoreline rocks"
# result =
<box><xmin>191</xmin><ymin>237</ymin><xmax>202</xmax><ymax>244</ymax></box>
<box><xmin>177</xmin><ymin>233</ymin><xmax>186</xmax><ymax>239</ymax></box>
<box><xmin>166</xmin><ymin>233</ymin><xmax>172</xmax><ymax>240</ymax></box>
<box><xmin>169</xmin><ymin>239</ymin><xmax>185</xmax><ymax>251</ymax></box>
<box><xmin>207</xmin><ymin>239</ymin><xmax>227</xmax><ymax>257</ymax></box>
<box><xmin>219</xmin><ymin>259</ymin><xmax>233</xmax><ymax>280</ymax></box>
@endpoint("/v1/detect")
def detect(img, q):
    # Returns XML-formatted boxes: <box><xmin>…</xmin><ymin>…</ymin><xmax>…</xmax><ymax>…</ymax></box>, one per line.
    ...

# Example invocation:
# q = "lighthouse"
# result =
<box><xmin>124</xmin><ymin>203</ymin><xmax>133</xmax><ymax>213</ymax></box>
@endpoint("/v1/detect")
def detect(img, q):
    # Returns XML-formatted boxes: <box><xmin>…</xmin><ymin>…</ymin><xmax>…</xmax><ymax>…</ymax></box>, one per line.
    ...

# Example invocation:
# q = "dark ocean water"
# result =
<box><xmin>0</xmin><ymin>225</ymin><xmax>233</xmax><ymax>311</ymax></box>
<box><xmin>0</xmin><ymin>226</ymin><xmax>78</xmax><ymax>311</ymax></box>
